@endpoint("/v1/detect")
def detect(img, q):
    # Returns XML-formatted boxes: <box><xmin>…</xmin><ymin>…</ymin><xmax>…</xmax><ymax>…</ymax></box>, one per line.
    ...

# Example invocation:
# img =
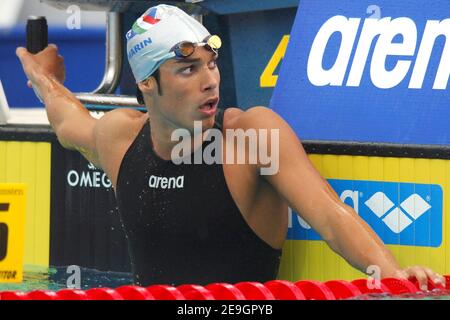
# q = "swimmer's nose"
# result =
<box><xmin>200</xmin><ymin>68</ymin><xmax>219</xmax><ymax>93</ymax></box>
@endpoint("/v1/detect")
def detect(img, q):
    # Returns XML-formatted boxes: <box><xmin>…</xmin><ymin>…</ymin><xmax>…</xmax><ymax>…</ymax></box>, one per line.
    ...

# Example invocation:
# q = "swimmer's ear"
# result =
<box><xmin>138</xmin><ymin>77</ymin><xmax>157</xmax><ymax>95</ymax></box>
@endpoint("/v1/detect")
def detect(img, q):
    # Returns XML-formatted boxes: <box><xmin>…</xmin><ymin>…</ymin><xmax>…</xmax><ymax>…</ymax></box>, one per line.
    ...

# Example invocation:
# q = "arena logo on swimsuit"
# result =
<box><xmin>307</xmin><ymin>16</ymin><xmax>449</xmax><ymax>89</ymax></box>
<box><xmin>288</xmin><ymin>179</ymin><xmax>443</xmax><ymax>247</ymax></box>
<box><xmin>148</xmin><ymin>175</ymin><xmax>184</xmax><ymax>189</ymax></box>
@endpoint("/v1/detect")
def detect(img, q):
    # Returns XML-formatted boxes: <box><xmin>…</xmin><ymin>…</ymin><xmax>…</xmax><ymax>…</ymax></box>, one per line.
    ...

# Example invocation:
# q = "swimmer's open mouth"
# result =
<box><xmin>199</xmin><ymin>97</ymin><xmax>219</xmax><ymax>113</ymax></box>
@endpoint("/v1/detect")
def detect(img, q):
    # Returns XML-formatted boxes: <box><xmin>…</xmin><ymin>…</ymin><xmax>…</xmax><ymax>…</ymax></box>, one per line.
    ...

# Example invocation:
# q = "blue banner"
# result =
<box><xmin>270</xmin><ymin>0</ymin><xmax>449</xmax><ymax>145</ymax></box>
<box><xmin>288</xmin><ymin>179</ymin><xmax>443</xmax><ymax>247</ymax></box>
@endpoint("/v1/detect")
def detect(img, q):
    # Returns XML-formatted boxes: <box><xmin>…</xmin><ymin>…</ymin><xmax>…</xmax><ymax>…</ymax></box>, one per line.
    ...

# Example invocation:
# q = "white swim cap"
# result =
<box><xmin>126</xmin><ymin>4</ymin><xmax>210</xmax><ymax>83</ymax></box>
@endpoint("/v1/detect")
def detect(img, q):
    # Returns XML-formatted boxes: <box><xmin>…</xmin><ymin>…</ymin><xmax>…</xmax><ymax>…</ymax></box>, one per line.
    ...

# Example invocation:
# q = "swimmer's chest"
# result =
<box><xmin>118</xmin><ymin>150</ymin><xmax>240</xmax><ymax>238</ymax></box>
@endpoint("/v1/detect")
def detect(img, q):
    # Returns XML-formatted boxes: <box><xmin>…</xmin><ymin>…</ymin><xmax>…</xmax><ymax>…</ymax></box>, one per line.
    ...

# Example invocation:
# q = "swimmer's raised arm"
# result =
<box><xmin>16</xmin><ymin>45</ymin><xmax>101</xmax><ymax>167</ymax></box>
<box><xmin>238</xmin><ymin>106</ymin><xmax>445</xmax><ymax>290</ymax></box>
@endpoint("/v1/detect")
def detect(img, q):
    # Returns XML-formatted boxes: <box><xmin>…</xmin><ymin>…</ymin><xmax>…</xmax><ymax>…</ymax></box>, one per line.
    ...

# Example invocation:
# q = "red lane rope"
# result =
<box><xmin>1</xmin><ymin>276</ymin><xmax>449</xmax><ymax>300</ymax></box>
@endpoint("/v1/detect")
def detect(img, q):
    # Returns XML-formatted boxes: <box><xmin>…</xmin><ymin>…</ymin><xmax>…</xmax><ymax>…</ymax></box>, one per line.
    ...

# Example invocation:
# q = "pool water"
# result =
<box><xmin>0</xmin><ymin>265</ymin><xmax>133</xmax><ymax>292</ymax></box>
<box><xmin>350</xmin><ymin>290</ymin><xmax>450</xmax><ymax>300</ymax></box>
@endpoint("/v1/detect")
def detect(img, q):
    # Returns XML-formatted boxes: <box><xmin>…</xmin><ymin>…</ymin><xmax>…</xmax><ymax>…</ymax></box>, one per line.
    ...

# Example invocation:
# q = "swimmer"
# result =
<box><xmin>16</xmin><ymin>4</ymin><xmax>445</xmax><ymax>289</ymax></box>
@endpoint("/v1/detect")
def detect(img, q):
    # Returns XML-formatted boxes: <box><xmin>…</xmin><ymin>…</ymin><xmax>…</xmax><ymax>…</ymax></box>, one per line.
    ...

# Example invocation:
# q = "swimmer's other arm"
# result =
<box><xmin>16</xmin><ymin>46</ymin><xmax>101</xmax><ymax>167</ymax></box>
<box><xmin>240</xmin><ymin>107</ymin><xmax>444</xmax><ymax>287</ymax></box>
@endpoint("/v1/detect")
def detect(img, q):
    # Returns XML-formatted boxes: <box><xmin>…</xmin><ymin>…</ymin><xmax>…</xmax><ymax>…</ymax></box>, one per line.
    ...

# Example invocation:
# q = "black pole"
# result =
<box><xmin>26</xmin><ymin>16</ymin><xmax>48</xmax><ymax>54</ymax></box>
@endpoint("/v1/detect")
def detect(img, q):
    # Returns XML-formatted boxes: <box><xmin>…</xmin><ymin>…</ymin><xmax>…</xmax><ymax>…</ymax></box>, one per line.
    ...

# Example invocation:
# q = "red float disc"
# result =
<box><xmin>324</xmin><ymin>280</ymin><xmax>362</xmax><ymax>299</ymax></box>
<box><xmin>56</xmin><ymin>289</ymin><xmax>89</xmax><ymax>300</ymax></box>
<box><xmin>115</xmin><ymin>285</ymin><xmax>156</xmax><ymax>300</ymax></box>
<box><xmin>146</xmin><ymin>285</ymin><xmax>186</xmax><ymax>300</ymax></box>
<box><xmin>85</xmin><ymin>287</ymin><xmax>124</xmax><ymax>300</ymax></box>
<box><xmin>445</xmin><ymin>275</ymin><xmax>450</xmax><ymax>289</ymax></box>
<box><xmin>381</xmin><ymin>278</ymin><xmax>419</xmax><ymax>295</ymax></box>
<box><xmin>351</xmin><ymin>278</ymin><xmax>391</xmax><ymax>294</ymax></box>
<box><xmin>27</xmin><ymin>290</ymin><xmax>59</xmax><ymax>300</ymax></box>
<box><xmin>234</xmin><ymin>282</ymin><xmax>275</xmax><ymax>300</ymax></box>
<box><xmin>294</xmin><ymin>280</ymin><xmax>336</xmax><ymax>300</ymax></box>
<box><xmin>411</xmin><ymin>278</ymin><xmax>446</xmax><ymax>291</ymax></box>
<box><xmin>0</xmin><ymin>291</ymin><xmax>30</xmax><ymax>300</ymax></box>
<box><xmin>264</xmin><ymin>280</ymin><xmax>306</xmax><ymax>300</ymax></box>
<box><xmin>177</xmin><ymin>284</ymin><xmax>215</xmax><ymax>300</ymax></box>
<box><xmin>205</xmin><ymin>283</ymin><xmax>246</xmax><ymax>300</ymax></box>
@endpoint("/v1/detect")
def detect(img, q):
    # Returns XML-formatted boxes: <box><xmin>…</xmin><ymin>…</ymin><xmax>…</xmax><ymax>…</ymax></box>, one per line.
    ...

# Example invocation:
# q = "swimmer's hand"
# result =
<box><xmin>392</xmin><ymin>266</ymin><xmax>446</xmax><ymax>291</ymax></box>
<box><xmin>16</xmin><ymin>44</ymin><xmax>65</xmax><ymax>90</ymax></box>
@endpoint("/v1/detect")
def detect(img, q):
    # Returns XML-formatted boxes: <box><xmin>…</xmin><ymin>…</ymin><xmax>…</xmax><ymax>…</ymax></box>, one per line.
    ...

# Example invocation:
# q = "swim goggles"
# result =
<box><xmin>170</xmin><ymin>35</ymin><xmax>222</xmax><ymax>58</ymax></box>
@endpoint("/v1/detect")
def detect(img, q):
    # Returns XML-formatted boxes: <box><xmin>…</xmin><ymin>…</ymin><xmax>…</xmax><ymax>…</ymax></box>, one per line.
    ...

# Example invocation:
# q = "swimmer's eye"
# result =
<box><xmin>180</xmin><ymin>65</ymin><xmax>196</xmax><ymax>75</ymax></box>
<box><xmin>179</xmin><ymin>57</ymin><xmax>218</xmax><ymax>75</ymax></box>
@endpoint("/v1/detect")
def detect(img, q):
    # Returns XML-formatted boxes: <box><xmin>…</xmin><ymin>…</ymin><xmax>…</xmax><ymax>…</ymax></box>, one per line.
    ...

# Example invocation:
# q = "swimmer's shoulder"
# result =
<box><xmin>94</xmin><ymin>108</ymin><xmax>148</xmax><ymax>187</ymax></box>
<box><xmin>94</xmin><ymin>108</ymin><xmax>148</xmax><ymax>162</ymax></box>
<box><xmin>222</xmin><ymin>106</ymin><xmax>281</xmax><ymax>130</ymax></box>
<box><xmin>95</xmin><ymin>108</ymin><xmax>148</xmax><ymax>142</ymax></box>
<box><xmin>99</xmin><ymin>107</ymin><xmax>147</xmax><ymax>123</ymax></box>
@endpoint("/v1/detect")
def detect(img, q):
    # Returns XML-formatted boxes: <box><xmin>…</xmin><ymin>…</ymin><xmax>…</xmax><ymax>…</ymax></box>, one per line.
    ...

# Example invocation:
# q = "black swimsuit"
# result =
<box><xmin>115</xmin><ymin>109</ymin><xmax>282</xmax><ymax>286</ymax></box>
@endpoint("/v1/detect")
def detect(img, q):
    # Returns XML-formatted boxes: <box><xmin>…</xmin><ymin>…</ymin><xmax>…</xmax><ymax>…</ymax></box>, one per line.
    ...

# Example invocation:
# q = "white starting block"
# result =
<box><xmin>0</xmin><ymin>80</ymin><xmax>49</xmax><ymax>125</ymax></box>
<box><xmin>0</xmin><ymin>80</ymin><xmax>10</xmax><ymax>124</ymax></box>
<box><xmin>0</xmin><ymin>81</ymin><xmax>49</xmax><ymax>125</ymax></box>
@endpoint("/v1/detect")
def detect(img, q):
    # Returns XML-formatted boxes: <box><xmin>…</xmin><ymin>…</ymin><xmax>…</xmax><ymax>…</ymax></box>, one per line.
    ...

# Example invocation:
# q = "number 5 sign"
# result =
<box><xmin>0</xmin><ymin>184</ymin><xmax>26</xmax><ymax>283</ymax></box>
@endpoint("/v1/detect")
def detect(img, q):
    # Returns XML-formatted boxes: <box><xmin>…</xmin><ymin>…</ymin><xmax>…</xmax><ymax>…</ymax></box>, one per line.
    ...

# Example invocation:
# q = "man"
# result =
<box><xmin>16</xmin><ymin>4</ymin><xmax>445</xmax><ymax>289</ymax></box>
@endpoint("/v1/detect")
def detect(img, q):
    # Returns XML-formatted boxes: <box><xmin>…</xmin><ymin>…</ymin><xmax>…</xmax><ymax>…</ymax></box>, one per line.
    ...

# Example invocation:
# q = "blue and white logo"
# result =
<box><xmin>288</xmin><ymin>179</ymin><xmax>443</xmax><ymax>247</ymax></box>
<box><xmin>271</xmin><ymin>0</ymin><xmax>450</xmax><ymax>145</ymax></box>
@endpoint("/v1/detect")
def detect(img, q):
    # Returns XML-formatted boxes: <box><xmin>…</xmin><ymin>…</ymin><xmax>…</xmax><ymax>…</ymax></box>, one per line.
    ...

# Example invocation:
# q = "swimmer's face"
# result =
<box><xmin>145</xmin><ymin>46</ymin><xmax>220</xmax><ymax>132</ymax></box>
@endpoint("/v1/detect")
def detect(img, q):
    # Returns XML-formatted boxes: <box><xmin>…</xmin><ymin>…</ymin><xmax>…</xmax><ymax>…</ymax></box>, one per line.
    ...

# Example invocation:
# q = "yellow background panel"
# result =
<box><xmin>0</xmin><ymin>184</ymin><xmax>27</xmax><ymax>282</ymax></box>
<box><xmin>278</xmin><ymin>154</ymin><xmax>448</xmax><ymax>282</ymax></box>
<box><xmin>0</xmin><ymin>141</ymin><xmax>51</xmax><ymax>267</ymax></box>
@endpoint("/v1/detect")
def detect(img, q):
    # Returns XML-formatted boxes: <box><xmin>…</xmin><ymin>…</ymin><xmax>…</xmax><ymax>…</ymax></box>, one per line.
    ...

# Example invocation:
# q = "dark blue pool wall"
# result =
<box><xmin>0</xmin><ymin>27</ymin><xmax>106</xmax><ymax>108</ymax></box>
